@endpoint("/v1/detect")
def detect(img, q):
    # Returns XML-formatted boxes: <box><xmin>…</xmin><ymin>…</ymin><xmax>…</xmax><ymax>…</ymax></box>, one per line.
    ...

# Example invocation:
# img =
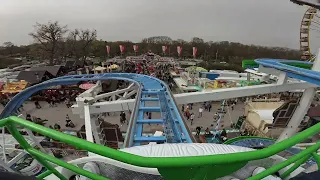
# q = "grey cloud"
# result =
<box><xmin>0</xmin><ymin>0</ymin><xmax>313</xmax><ymax>50</ymax></box>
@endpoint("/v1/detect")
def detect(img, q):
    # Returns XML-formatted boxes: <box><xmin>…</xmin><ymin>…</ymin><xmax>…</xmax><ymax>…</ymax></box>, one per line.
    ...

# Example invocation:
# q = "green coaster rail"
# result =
<box><xmin>2</xmin><ymin>116</ymin><xmax>320</xmax><ymax>180</ymax></box>
<box><xmin>242</xmin><ymin>60</ymin><xmax>313</xmax><ymax>69</ymax></box>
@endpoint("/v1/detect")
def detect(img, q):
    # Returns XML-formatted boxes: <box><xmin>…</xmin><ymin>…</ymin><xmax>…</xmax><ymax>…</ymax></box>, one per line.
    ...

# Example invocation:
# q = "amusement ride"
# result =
<box><xmin>1</xmin><ymin>1</ymin><xmax>320</xmax><ymax>180</ymax></box>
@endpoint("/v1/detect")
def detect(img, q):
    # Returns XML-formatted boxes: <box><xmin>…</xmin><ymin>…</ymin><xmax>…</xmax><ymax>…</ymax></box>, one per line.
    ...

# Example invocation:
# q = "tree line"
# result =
<box><xmin>0</xmin><ymin>21</ymin><xmax>301</xmax><ymax>66</ymax></box>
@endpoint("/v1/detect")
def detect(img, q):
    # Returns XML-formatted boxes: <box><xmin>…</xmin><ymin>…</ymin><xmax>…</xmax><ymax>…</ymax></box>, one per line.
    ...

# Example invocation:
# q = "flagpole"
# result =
<box><xmin>104</xmin><ymin>41</ymin><xmax>107</xmax><ymax>60</ymax></box>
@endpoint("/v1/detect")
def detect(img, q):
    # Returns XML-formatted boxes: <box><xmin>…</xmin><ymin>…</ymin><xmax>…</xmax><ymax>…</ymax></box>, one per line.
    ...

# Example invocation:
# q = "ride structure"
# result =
<box><xmin>0</xmin><ymin>73</ymin><xmax>195</xmax><ymax>147</ymax></box>
<box><xmin>0</xmin><ymin>55</ymin><xmax>320</xmax><ymax>179</ymax></box>
<box><xmin>300</xmin><ymin>7</ymin><xmax>318</xmax><ymax>61</ymax></box>
<box><xmin>2</xmin><ymin>47</ymin><xmax>320</xmax><ymax>179</ymax></box>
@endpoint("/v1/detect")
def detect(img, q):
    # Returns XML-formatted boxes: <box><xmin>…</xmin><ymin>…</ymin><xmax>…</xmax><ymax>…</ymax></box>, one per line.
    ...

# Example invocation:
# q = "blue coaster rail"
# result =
<box><xmin>255</xmin><ymin>59</ymin><xmax>320</xmax><ymax>85</ymax></box>
<box><xmin>0</xmin><ymin>73</ymin><xmax>194</xmax><ymax>146</ymax></box>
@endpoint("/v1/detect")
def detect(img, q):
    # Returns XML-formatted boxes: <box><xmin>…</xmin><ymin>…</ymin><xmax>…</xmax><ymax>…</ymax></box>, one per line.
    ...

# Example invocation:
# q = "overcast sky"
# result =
<box><xmin>0</xmin><ymin>0</ymin><xmax>313</xmax><ymax>50</ymax></box>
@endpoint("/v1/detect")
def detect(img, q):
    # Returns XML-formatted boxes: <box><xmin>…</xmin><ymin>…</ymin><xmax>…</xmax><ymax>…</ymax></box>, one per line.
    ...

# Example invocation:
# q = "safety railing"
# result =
<box><xmin>123</xmin><ymin>83</ymin><xmax>142</xmax><ymax>148</ymax></box>
<box><xmin>2</xmin><ymin>116</ymin><xmax>320</xmax><ymax>180</ymax></box>
<box><xmin>167</xmin><ymin>89</ymin><xmax>196</xmax><ymax>143</ymax></box>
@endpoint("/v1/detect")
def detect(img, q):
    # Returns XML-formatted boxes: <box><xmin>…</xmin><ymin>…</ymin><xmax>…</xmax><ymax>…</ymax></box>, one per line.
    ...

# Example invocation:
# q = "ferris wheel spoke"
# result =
<box><xmin>310</xmin><ymin>27</ymin><xmax>320</xmax><ymax>33</ymax></box>
<box><xmin>311</xmin><ymin>19</ymin><xmax>320</xmax><ymax>26</ymax></box>
<box><xmin>310</xmin><ymin>24</ymin><xmax>320</xmax><ymax>31</ymax></box>
<box><xmin>314</xmin><ymin>14</ymin><xmax>320</xmax><ymax>19</ymax></box>
<box><xmin>300</xmin><ymin>7</ymin><xmax>319</xmax><ymax>61</ymax></box>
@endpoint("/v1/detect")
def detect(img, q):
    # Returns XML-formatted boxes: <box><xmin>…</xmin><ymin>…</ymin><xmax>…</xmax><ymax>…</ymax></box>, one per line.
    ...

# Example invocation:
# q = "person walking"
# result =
<box><xmin>190</xmin><ymin>113</ymin><xmax>195</xmax><ymax>125</ymax></box>
<box><xmin>186</xmin><ymin>110</ymin><xmax>190</xmax><ymax>120</ymax></box>
<box><xmin>35</xmin><ymin>101</ymin><xmax>41</xmax><ymax>109</ymax></box>
<box><xmin>196</xmin><ymin>126</ymin><xmax>202</xmax><ymax>136</ymax></box>
<box><xmin>208</xmin><ymin>103</ymin><xmax>212</xmax><ymax>112</ymax></box>
<box><xmin>231</xmin><ymin>103</ymin><xmax>235</xmax><ymax>111</ymax></box>
<box><xmin>198</xmin><ymin>107</ymin><xmax>203</xmax><ymax>118</ymax></box>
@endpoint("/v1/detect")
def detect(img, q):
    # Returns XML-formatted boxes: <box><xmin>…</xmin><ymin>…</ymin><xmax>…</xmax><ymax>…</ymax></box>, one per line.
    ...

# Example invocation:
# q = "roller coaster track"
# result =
<box><xmin>0</xmin><ymin>73</ymin><xmax>194</xmax><ymax>146</ymax></box>
<box><xmin>1</xmin><ymin>59</ymin><xmax>320</xmax><ymax>179</ymax></box>
<box><xmin>255</xmin><ymin>59</ymin><xmax>320</xmax><ymax>85</ymax></box>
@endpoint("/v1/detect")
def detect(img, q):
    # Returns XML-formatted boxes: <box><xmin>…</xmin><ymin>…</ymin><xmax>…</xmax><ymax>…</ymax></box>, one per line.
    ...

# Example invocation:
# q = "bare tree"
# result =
<box><xmin>191</xmin><ymin>37</ymin><xmax>204</xmax><ymax>44</ymax></box>
<box><xmin>66</xmin><ymin>29</ymin><xmax>79</xmax><ymax>58</ymax></box>
<box><xmin>29</xmin><ymin>21</ymin><xmax>68</xmax><ymax>65</ymax></box>
<box><xmin>68</xmin><ymin>29</ymin><xmax>97</xmax><ymax>61</ymax></box>
<box><xmin>3</xmin><ymin>42</ymin><xmax>14</xmax><ymax>56</ymax></box>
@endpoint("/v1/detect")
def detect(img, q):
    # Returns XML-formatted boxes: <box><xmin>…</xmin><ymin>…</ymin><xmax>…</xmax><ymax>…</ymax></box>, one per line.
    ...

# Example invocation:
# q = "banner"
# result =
<box><xmin>133</xmin><ymin>45</ymin><xmax>139</xmax><ymax>52</ymax></box>
<box><xmin>162</xmin><ymin>45</ymin><xmax>168</xmax><ymax>53</ymax></box>
<box><xmin>119</xmin><ymin>45</ymin><xmax>125</xmax><ymax>53</ymax></box>
<box><xmin>192</xmin><ymin>47</ymin><xmax>198</xmax><ymax>58</ymax></box>
<box><xmin>177</xmin><ymin>46</ymin><xmax>182</xmax><ymax>56</ymax></box>
<box><xmin>106</xmin><ymin>45</ymin><xmax>110</xmax><ymax>55</ymax></box>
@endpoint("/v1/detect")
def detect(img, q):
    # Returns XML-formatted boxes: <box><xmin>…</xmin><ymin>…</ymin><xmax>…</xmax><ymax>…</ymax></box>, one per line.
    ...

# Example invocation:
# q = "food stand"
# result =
<box><xmin>1</xmin><ymin>80</ymin><xmax>28</xmax><ymax>94</ymax></box>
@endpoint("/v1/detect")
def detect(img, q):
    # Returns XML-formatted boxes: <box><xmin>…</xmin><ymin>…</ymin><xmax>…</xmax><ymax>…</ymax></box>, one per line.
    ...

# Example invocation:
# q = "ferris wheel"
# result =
<box><xmin>300</xmin><ymin>7</ymin><xmax>319</xmax><ymax>61</ymax></box>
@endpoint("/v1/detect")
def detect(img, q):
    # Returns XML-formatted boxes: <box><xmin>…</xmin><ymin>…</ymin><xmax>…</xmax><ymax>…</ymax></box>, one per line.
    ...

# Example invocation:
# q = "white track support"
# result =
<box><xmin>24</xmin><ymin>129</ymin><xmax>47</xmax><ymax>153</ymax></box>
<box><xmin>16</xmin><ymin>114</ymin><xmax>47</xmax><ymax>154</ymax></box>
<box><xmin>84</xmin><ymin>105</ymin><xmax>94</xmax><ymax>143</ymax></box>
<box><xmin>7</xmin><ymin>142</ymin><xmax>37</xmax><ymax>167</ymax></box>
<box><xmin>72</xmin><ymin>82</ymin><xmax>316</xmax><ymax>115</ymax></box>
<box><xmin>119</xmin><ymin>90</ymin><xmax>137</xmax><ymax>100</ymax></box>
<box><xmin>78</xmin><ymin>81</ymin><xmax>102</xmax><ymax>98</ymax></box>
<box><xmin>90</xmin><ymin>116</ymin><xmax>102</xmax><ymax>145</ymax></box>
<box><xmin>172</xmin><ymin>82</ymin><xmax>315</xmax><ymax>104</ymax></box>
<box><xmin>277</xmin><ymin>49</ymin><xmax>320</xmax><ymax>142</ymax></box>
<box><xmin>0</xmin><ymin>160</ymin><xmax>17</xmax><ymax>173</ymax></box>
<box><xmin>277</xmin><ymin>72</ymin><xmax>287</xmax><ymax>85</ymax></box>
<box><xmin>91</xmin><ymin>83</ymin><xmax>137</xmax><ymax>102</ymax></box>
<box><xmin>276</xmin><ymin>88</ymin><xmax>315</xmax><ymax>142</ymax></box>
<box><xmin>122</xmin><ymin>83</ymin><xmax>135</xmax><ymax>98</ymax></box>
<box><xmin>277</xmin><ymin>88</ymin><xmax>316</xmax><ymax>142</ymax></box>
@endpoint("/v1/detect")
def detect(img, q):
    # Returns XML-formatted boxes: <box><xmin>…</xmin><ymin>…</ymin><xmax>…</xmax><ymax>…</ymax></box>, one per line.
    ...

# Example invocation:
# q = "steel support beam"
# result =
<box><xmin>141</xmin><ymin>98</ymin><xmax>159</xmax><ymax>101</ymax></box>
<box><xmin>175</xmin><ymin>82</ymin><xmax>316</xmax><ymax>105</ymax></box>
<box><xmin>137</xmin><ymin>119</ymin><xmax>164</xmax><ymax>124</ymax></box>
<box><xmin>92</xmin><ymin>83</ymin><xmax>137</xmax><ymax>102</ymax></box>
<box><xmin>277</xmin><ymin>49</ymin><xmax>320</xmax><ymax>142</ymax></box>
<box><xmin>277</xmin><ymin>72</ymin><xmax>288</xmax><ymax>85</ymax></box>
<box><xmin>73</xmin><ymin>82</ymin><xmax>316</xmax><ymax>115</ymax></box>
<box><xmin>78</xmin><ymin>81</ymin><xmax>102</xmax><ymax>98</ymax></box>
<box><xmin>134</xmin><ymin>136</ymin><xmax>166</xmax><ymax>142</ymax></box>
<box><xmin>139</xmin><ymin>107</ymin><xmax>161</xmax><ymax>112</ymax></box>
<box><xmin>84</xmin><ymin>105</ymin><xmax>94</xmax><ymax>143</ymax></box>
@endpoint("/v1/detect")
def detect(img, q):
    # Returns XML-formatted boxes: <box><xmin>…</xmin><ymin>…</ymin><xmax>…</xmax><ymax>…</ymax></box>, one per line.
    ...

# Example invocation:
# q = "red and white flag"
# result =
<box><xmin>106</xmin><ymin>45</ymin><xmax>110</xmax><ymax>55</ymax></box>
<box><xmin>177</xmin><ymin>46</ymin><xmax>182</xmax><ymax>56</ymax></box>
<box><xmin>119</xmin><ymin>45</ymin><xmax>125</xmax><ymax>53</ymax></box>
<box><xmin>192</xmin><ymin>47</ymin><xmax>198</xmax><ymax>58</ymax></box>
<box><xmin>162</xmin><ymin>45</ymin><xmax>168</xmax><ymax>53</ymax></box>
<box><xmin>133</xmin><ymin>45</ymin><xmax>139</xmax><ymax>52</ymax></box>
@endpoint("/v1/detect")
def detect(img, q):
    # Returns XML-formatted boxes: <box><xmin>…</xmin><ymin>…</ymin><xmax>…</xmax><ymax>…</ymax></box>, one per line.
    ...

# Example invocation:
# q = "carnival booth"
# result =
<box><xmin>1</xmin><ymin>80</ymin><xmax>28</xmax><ymax>94</ymax></box>
<box><xmin>185</xmin><ymin>66</ymin><xmax>208</xmax><ymax>85</ymax></box>
<box><xmin>93</xmin><ymin>66</ymin><xmax>107</xmax><ymax>74</ymax></box>
<box><xmin>239</xmin><ymin>80</ymin><xmax>262</xmax><ymax>87</ymax></box>
<box><xmin>108</xmin><ymin>64</ymin><xmax>119</xmax><ymax>72</ymax></box>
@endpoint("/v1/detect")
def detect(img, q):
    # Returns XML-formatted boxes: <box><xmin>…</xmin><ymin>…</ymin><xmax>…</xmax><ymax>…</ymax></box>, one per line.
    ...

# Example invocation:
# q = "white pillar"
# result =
<box><xmin>277</xmin><ymin>88</ymin><xmax>315</xmax><ymax>142</ymax></box>
<box><xmin>84</xmin><ymin>105</ymin><xmax>94</xmax><ymax>143</ymax></box>
<box><xmin>277</xmin><ymin>72</ymin><xmax>287</xmax><ymax>85</ymax></box>
<box><xmin>91</xmin><ymin>116</ymin><xmax>102</xmax><ymax>145</ymax></box>
<box><xmin>277</xmin><ymin>49</ymin><xmax>320</xmax><ymax>142</ymax></box>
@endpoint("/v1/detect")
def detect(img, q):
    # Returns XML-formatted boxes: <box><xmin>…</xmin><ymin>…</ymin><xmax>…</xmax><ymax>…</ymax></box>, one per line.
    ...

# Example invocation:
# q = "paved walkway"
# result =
<box><xmin>0</xmin><ymin>100</ymin><xmax>244</xmax><ymax>133</ymax></box>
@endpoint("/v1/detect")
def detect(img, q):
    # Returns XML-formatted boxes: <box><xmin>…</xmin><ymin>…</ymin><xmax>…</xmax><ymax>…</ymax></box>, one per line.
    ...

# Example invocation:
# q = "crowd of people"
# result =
<box><xmin>121</xmin><ymin>59</ymin><xmax>175</xmax><ymax>86</ymax></box>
